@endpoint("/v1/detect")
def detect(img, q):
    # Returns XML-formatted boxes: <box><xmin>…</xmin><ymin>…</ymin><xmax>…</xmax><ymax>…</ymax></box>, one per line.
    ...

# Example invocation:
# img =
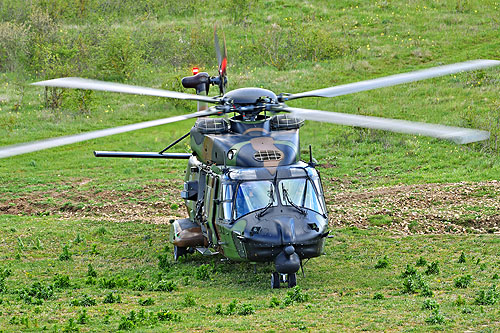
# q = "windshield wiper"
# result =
<box><xmin>256</xmin><ymin>184</ymin><xmax>274</xmax><ymax>219</ymax></box>
<box><xmin>282</xmin><ymin>184</ymin><xmax>306</xmax><ymax>216</ymax></box>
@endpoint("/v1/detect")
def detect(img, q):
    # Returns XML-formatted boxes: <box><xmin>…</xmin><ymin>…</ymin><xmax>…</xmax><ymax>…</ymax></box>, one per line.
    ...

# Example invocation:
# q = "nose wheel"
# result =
<box><xmin>271</xmin><ymin>272</ymin><xmax>297</xmax><ymax>289</ymax></box>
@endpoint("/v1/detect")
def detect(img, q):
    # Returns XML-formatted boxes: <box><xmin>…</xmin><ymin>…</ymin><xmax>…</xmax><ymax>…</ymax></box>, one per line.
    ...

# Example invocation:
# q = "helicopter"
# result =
<box><xmin>0</xmin><ymin>28</ymin><xmax>499</xmax><ymax>288</ymax></box>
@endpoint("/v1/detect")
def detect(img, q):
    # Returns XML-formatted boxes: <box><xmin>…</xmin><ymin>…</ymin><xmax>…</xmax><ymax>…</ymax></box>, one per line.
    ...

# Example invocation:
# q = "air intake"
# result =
<box><xmin>254</xmin><ymin>150</ymin><xmax>283</xmax><ymax>161</ymax></box>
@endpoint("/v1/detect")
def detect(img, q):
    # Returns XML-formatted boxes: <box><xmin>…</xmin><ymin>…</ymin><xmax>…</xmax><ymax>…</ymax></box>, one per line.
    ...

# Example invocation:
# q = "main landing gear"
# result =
<box><xmin>271</xmin><ymin>272</ymin><xmax>297</xmax><ymax>289</ymax></box>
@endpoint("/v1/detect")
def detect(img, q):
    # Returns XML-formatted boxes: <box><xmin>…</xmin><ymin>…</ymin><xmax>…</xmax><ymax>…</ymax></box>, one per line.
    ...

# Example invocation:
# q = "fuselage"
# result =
<box><xmin>179</xmin><ymin>115</ymin><xmax>329</xmax><ymax>273</ymax></box>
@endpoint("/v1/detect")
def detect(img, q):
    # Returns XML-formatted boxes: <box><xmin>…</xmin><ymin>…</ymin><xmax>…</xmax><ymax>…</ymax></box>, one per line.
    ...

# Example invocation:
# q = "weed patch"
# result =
<box><xmin>454</xmin><ymin>275</ymin><xmax>473</xmax><ymax>289</ymax></box>
<box><xmin>474</xmin><ymin>285</ymin><xmax>498</xmax><ymax>305</ymax></box>
<box><xmin>70</xmin><ymin>294</ymin><xmax>97</xmax><ymax>307</ymax></box>
<box><xmin>374</xmin><ymin>255</ymin><xmax>389</xmax><ymax>269</ymax></box>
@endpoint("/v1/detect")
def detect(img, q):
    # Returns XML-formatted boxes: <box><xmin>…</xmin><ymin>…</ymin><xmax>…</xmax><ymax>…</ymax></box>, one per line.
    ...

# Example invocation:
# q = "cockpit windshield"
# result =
<box><xmin>234</xmin><ymin>181</ymin><xmax>276</xmax><ymax>219</ymax></box>
<box><xmin>226</xmin><ymin>176</ymin><xmax>325</xmax><ymax>220</ymax></box>
<box><xmin>279</xmin><ymin>178</ymin><xmax>325</xmax><ymax>215</ymax></box>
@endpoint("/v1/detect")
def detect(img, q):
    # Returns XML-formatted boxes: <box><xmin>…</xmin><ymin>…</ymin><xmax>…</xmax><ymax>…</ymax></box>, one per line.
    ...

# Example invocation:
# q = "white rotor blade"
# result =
<box><xmin>278</xmin><ymin>106</ymin><xmax>489</xmax><ymax>144</ymax></box>
<box><xmin>0</xmin><ymin>109</ymin><xmax>220</xmax><ymax>158</ymax></box>
<box><xmin>286</xmin><ymin>59</ymin><xmax>500</xmax><ymax>100</ymax></box>
<box><xmin>32</xmin><ymin>77</ymin><xmax>219</xmax><ymax>103</ymax></box>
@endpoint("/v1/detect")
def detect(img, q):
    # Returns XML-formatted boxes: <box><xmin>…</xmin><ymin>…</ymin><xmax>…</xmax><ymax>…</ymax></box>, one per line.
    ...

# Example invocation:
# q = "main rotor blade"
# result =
<box><xmin>274</xmin><ymin>106</ymin><xmax>489</xmax><ymax>144</ymax></box>
<box><xmin>286</xmin><ymin>59</ymin><xmax>500</xmax><ymax>100</ymax></box>
<box><xmin>32</xmin><ymin>77</ymin><xmax>219</xmax><ymax>103</ymax></box>
<box><xmin>0</xmin><ymin>108</ymin><xmax>220</xmax><ymax>158</ymax></box>
<box><xmin>214</xmin><ymin>26</ymin><xmax>223</xmax><ymax>70</ymax></box>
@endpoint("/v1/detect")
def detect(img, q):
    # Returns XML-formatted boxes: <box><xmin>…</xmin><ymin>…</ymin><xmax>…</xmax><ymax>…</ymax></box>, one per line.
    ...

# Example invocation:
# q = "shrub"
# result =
<box><xmin>401</xmin><ymin>272</ymin><xmax>432</xmax><ymax>296</ymax></box>
<box><xmin>422</xmin><ymin>299</ymin><xmax>439</xmax><ymax>310</ymax></box>
<box><xmin>238</xmin><ymin>303</ymin><xmax>255</xmax><ymax>315</ymax></box>
<box><xmin>18</xmin><ymin>281</ymin><xmax>54</xmax><ymax>304</ymax></box>
<box><xmin>416</xmin><ymin>257</ymin><xmax>427</xmax><ymax>267</ymax></box>
<box><xmin>157</xmin><ymin>310</ymin><xmax>180</xmax><ymax>322</ymax></box>
<box><xmin>0</xmin><ymin>268</ymin><xmax>11</xmax><ymax>293</ymax></box>
<box><xmin>99</xmin><ymin>276</ymin><xmax>128</xmax><ymax>289</ymax></box>
<box><xmin>103</xmin><ymin>292</ymin><xmax>121</xmax><ymax>304</ymax></box>
<box><xmin>283</xmin><ymin>286</ymin><xmax>309</xmax><ymax>306</ymax></box>
<box><xmin>374</xmin><ymin>255</ymin><xmax>389</xmax><ymax>269</ymax></box>
<box><xmin>70</xmin><ymin>294</ymin><xmax>96</xmax><ymax>307</ymax></box>
<box><xmin>154</xmin><ymin>280</ymin><xmax>176</xmax><ymax>292</ymax></box>
<box><xmin>425</xmin><ymin>261</ymin><xmax>440</xmax><ymax>275</ymax></box>
<box><xmin>195</xmin><ymin>264</ymin><xmax>212</xmax><ymax>280</ymax></box>
<box><xmin>373</xmin><ymin>293</ymin><xmax>384</xmax><ymax>300</ymax></box>
<box><xmin>158</xmin><ymin>253</ymin><xmax>172</xmax><ymax>271</ymax></box>
<box><xmin>77</xmin><ymin>309</ymin><xmax>88</xmax><ymax>324</ymax></box>
<box><xmin>87</xmin><ymin>264</ymin><xmax>97</xmax><ymax>278</ymax></box>
<box><xmin>458</xmin><ymin>252</ymin><xmax>467</xmax><ymax>263</ymax></box>
<box><xmin>215</xmin><ymin>304</ymin><xmax>223</xmax><ymax>315</ymax></box>
<box><xmin>425</xmin><ymin>309</ymin><xmax>445</xmax><ymax>325</ymax></box>
<box><xmin>0</xmin><ymin>21</ymin><xmax>30</xmax><ymax>72</ymax></box>
<box><xmin>59</xmin><ymin>244</ymin><xmax>72</xmax><ymax>261</ymax></box>
<box><xmin>454</xmin><ymin>275</ymin><xmax>473</xmax><ymax>289</ymax></box>
<box><xmin>138</xmin><ymin>297</ymin><xmax>155</xmax><ymax>306</ymax></box>
<box><xmin>400</xmin><ymin>264</ymin><xmax>418</xmax><ymax>278</ymax></box>
<box><xmin>183</xmin><ymin>294</ymin><xmax>195</xmax><ymax>307</ymax></box>
<box><xmin>474</xmin><ymin>285</ymin><xmax>498</xmax><ymax>305</ymax></box>
<box><xmin>269</xmin><ymin>296</ymin><xmax>280</xmax><ymax>307</ymax></box>
<box><xmin>53</xmin><ymin>275</ymin><xmax>71</xmax><ymax>289</ymax></box>
<box><xmin>64</xmin><ymin>318</ymin><xmax>79</xmax><ymax>332</ymax></box>
<box><xmin>226</xmin><ymin>300</ymin><xmax>238</xmax><ymax>315</ymax></box>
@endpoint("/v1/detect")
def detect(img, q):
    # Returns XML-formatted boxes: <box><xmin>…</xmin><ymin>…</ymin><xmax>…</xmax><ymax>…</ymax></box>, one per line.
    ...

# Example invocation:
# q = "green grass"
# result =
<box><xmin>2</xmin><ymin>217</ymin><xmax>500</xmax><ymax>331</ymax></box>
<box><xmin>1</xmin><ymin>0</ymin><xmax>500</xmax><ymax>331</ymax></box>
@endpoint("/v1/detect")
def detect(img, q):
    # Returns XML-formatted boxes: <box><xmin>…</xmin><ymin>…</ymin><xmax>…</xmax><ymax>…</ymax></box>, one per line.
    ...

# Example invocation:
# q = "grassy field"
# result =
<box><xmin>1</xmin><ymin>0</ymin><xmax>500</xmax><ymax>331</ymax></box>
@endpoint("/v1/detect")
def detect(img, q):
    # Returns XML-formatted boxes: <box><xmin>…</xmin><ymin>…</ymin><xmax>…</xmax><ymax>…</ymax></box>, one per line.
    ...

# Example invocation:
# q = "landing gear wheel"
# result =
<box><xmin>287</xmin><ymin>273</ymin><xmax>297</xmax><ymax>288</ymax></box>
<box><xmin>271</xmin><ymin>272</ymin><xmax>280</xmax><ymax>289</ymax></box>
<box><xmin>174</xmin><ymin>245</ymin><xmax>187</xmax><ymax>261</ymax></box>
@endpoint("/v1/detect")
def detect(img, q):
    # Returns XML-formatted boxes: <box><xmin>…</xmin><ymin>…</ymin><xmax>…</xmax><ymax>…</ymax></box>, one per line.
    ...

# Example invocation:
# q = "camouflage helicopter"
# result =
<box><xmin>1</xmin><ymin>29</ymin><xmax>499</xmax><ymax>288</ymax></box>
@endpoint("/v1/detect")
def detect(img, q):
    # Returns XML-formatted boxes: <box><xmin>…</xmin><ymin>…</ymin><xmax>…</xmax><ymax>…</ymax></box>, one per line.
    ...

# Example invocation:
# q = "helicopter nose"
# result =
<box><xmin>275</xmin><ymin>245</ymin><xmax>300</xmax><ymax>274</ymax></box>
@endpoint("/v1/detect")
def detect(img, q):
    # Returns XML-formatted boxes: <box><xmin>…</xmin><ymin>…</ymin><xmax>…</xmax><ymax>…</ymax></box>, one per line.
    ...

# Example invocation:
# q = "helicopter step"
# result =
<box><xmin>194</xmin><ymin>247</ymin><xmax>219</xmax><ymax>256</ymax></box>
<box><xmin>170</xmin><ymin>218</ymin><xmax>207</xmax><ymax>260</ymax></box>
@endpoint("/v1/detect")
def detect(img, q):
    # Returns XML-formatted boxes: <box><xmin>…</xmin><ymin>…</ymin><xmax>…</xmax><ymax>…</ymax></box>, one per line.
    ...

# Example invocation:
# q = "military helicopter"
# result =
<box><xmin>1</xmin><ymin>28</ymin><xmax>499</xmax><ymax>288</ymax></box>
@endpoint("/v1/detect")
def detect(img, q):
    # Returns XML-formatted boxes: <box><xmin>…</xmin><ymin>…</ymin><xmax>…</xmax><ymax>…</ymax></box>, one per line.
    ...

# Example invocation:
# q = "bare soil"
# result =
<box><xmin>1</xmin><ymin>180</ymin><xmax>499</xmax><ymax>234</ymax></box>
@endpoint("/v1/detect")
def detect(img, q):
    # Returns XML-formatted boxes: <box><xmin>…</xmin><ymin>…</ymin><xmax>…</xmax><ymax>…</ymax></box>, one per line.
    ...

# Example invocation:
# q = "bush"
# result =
<box><xmin>53</xmin><ymin>275</ymin><xmax>71</xmax><ymax>289</ymax></box>
<box><xmin>195</xmin><ymin>264</ymin><xmax>212</xmax><ymax>280</ymax></box>
<box><xmin>154</xmin><ymin>280</ymin><xmax>176</xmax><ymax>292</ymax></box>
<box><xmin>416</xmin><ymin>257</ymin><xmax>427</xmax><ymax>267</ymax></box>
<box><xmin>374</xmin><ymin>255</ymin><xmax>389</xmax><ymax>269</ymax></box>
<box><xmin>103</xmin><ymin>292</ymin><xmax>121</xmax><ymax>304</ymax></box>
<box><xmin>158</xmin><ymin>253</ymin><xmax>172</xmax><ymax>271</ymax></box>
<box><xmin>458</xmin><ymin>252</ymin><xmax>467</xmax><ymax>263</ymax></box>
<box><xmin>425</xmin><ymin>261</ymin><xmax>440</xmax><ymax>275</ymax></box>
<box><xmin>0</xmin><ymin>22</ymin><xmax>30</xmax><ymax>72</ymax></box>
<box><xmin>87</xmin><ymin>264</ymin><xmax>97</xmax><ymax>278</ymax></box>
<box><xmin>157</xmin><ymin>310</ymin><xmax>180</xmax><ymax>322</ymax></box>
<box><xmin>0</xmin><ymin>268</ymin><xmax>12</xmax><ymax>293</ymax></box>
<box><xmin>18</xmin><ymin>281</ymin><xmax>54</xmax><ymax>304</ymax></box>
<box><xmin>454</xmin><ymin>275</ymin><xmax>473</xmax><ymax>289</ymax></box>
<box><xmin>99</xmin><ymin>276</ymin><xmax>128</xmax><ymax>289</ymax></box>
<box><xmin>425</xmin><ymin>309</ymin><xmax>445</xmax><ymax>325</ymax></box>
<box><xmin>183</xmin><ymin>294</ymin><xmax>195</xmax><ymax>307</ymax></box>
<box><xmin>372</xmin><ymin>293</ymin><xmax>384</xmax><ymax>300</ymax></box>
<box><xmin>70</xmin><ymin>294</ymin><xmax>96</xmax><ymax>307</ymax></box>
<box><xmin>283</xmin><ymin>286</ymin><xmax>309</xmax><ymax>306</ymax></box>
<box><xmin>238</xmin><ymin>303</ymin><xmax>255</xmax><ymax>315</ymax></box>
<box><xmin>138</xmin><ymin>297</ymin><xmax>155</xmax><ymax>306</ymax></box>
<box><xmin>59</xmin><ymin>244</ymin><xmax>72</xmax><ymax>261</ymax></box>
<box><xmin>474</xmin><ymin>285</ymin><xmax>498</xmax><ymax>305</ymax></box>
<box><xmin>422</xmin><ymin>299</ymin><xmax>439</xmax><ymax>310</ymax></box>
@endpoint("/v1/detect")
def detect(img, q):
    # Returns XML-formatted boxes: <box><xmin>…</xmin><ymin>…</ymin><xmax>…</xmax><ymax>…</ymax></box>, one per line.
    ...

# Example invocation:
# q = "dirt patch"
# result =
<box><xmin>327</xmin><ymin>181</ymin><xmax>500</xmax><ymax>234</ymax></box>
<box><xmin>1</xmin><ymin>180</ymin><xmax>500</xmax><ymax>234</ymax></box>
<box><xmin>0</xmin><ymin>179</ymin><xmax>186</xmax><ymax>223</ymax></box>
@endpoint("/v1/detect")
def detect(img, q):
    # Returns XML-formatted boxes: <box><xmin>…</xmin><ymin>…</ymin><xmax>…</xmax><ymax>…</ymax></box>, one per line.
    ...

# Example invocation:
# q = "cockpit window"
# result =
<box><xmin>279</xmin><ymin>178</ymin><xmax>325</xmax><ymax>215</ymax></box>
<box><xmin>234</xmin><ymin>181</ymin><xmax>276</xmax><ymax>219</ymax></box>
